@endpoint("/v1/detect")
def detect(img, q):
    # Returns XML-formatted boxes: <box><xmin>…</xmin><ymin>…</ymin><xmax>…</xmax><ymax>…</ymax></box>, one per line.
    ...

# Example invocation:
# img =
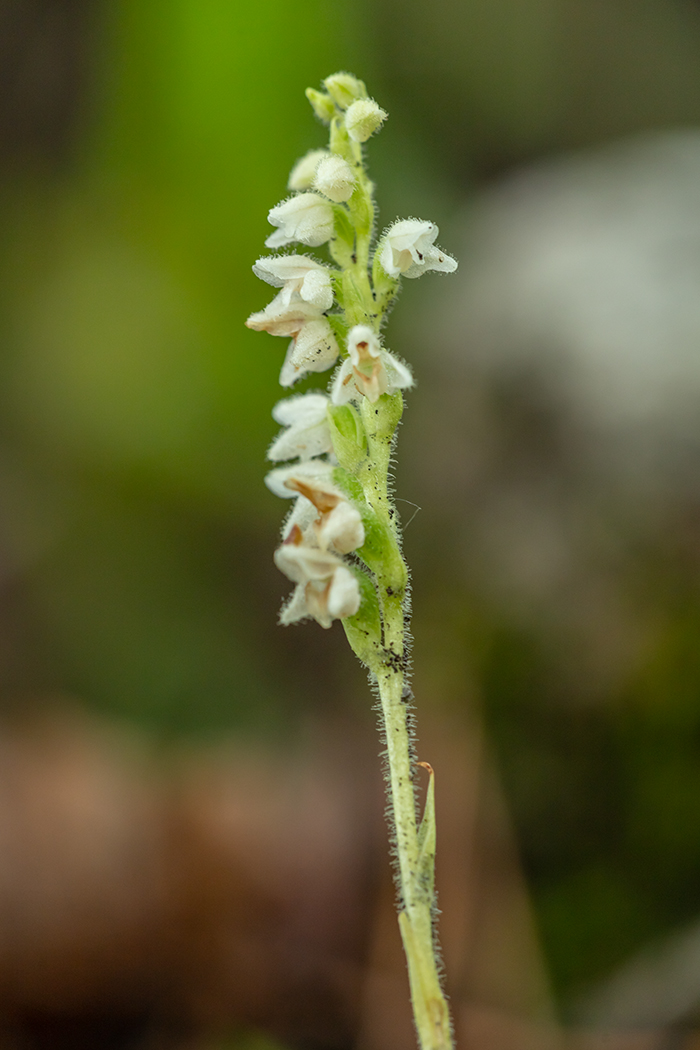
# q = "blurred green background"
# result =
<box><xmin>5</xmin><ymin>0</ymin><xmax>700</xmax><ymax>1016</ymax></box>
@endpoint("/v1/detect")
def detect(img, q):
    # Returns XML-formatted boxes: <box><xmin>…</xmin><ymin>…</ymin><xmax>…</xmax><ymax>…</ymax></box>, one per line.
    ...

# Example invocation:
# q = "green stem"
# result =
<box><xmin>373</xmin><ymin>645</ymin><xmax>452</xmax><ymax>1050</ymax></box>
<box><xmin>353</xmin><ymin>398</ymin><xmax>453</xmax><ymax>1050</ymax></box>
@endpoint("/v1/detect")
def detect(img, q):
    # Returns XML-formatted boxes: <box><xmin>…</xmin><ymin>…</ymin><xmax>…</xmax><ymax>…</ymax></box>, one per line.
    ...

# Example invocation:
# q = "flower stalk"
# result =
<box><xmin>246</xmin><ymin>73</ymin><xmax>457</xmax><ymax>1049</ymax></box>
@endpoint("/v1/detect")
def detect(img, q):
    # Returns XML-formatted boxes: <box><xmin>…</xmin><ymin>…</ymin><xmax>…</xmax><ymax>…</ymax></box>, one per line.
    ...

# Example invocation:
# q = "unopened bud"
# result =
<box><xmin>313</xmin><ymin>154</ymin><xmax>356</xmax><ymax>203</ymax></box>
<box><xmin>305</xmin><ymin>88</ymin><xmax>336</xmax><ymax>124</ymax></box>
<box><xmin>345</xmin><ymin>98</ymin><xmax>387</xmax><ymax>143</ymax></box>
<box><xmin>323</xmin><ymin>72</ymin><xmax>367</xmax><ymax>109</ymax></box>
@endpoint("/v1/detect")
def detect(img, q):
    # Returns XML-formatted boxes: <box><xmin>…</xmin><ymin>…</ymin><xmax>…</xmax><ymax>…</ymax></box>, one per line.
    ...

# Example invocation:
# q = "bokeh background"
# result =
<box><xmin>4</xmin><ymin>0</ymin><xmax>700</xmax><ymax>1046</ymax></box>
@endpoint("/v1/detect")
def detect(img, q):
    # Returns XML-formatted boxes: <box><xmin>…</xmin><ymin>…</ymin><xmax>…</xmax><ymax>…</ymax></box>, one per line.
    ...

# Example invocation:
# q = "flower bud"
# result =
<box><xmin>313</xmin><ymin>154</ymin><xmax>356</xmax><ymax>203</ymax></box>
<box><xmin>323</xmin><ymin>72</ymin><xmax>367</xmax><ymax>109</ymax></box>
<box><xmin>288</xmin><ymin>149</ymin><xmax>329</xmax><ymax>191</ymax></box>
<box><xmin>305</xmin><ymin>88</ymin><xmax>336</xmax><ymax>124</ymax></box>
<box><xmin>345</xmin><ymin>99</ymin><xmax>387</xmax><ymax>143</ymax></box>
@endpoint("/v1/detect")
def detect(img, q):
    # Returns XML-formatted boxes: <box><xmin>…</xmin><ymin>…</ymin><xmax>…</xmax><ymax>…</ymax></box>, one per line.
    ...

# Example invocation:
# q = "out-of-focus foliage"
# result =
<box><xmin>4</xmin><ymin>0</ymin><xmax>700</xmax><ymax>1020</ymax></box>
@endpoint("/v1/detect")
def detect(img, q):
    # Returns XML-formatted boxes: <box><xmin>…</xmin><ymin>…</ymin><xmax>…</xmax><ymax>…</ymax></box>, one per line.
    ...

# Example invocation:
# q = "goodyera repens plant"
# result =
<box><xmin>246</xmin><ymin>72</ymin><xmax>457</xmax><ymax>1050</ymax></box>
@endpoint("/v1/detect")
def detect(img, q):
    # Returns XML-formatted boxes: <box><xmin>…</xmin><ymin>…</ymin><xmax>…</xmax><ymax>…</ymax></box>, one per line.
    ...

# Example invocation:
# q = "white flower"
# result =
<box><xmin>331</xmin><ymin>325</ymin><xmax>413</xmax><ymax>404</ymax></box>
<box><xmin>345</xmin><ymin>99</ymin><xmax>387</xmax><ymax>143</ymax></box>
<box><xmin>280</xmin><ymin>566</ymin><xmax>361</xmax><ymax>629</ymax></box>
<box><xmin>245</xmin><ymin>292</ymin><xmax>322</xmax><ymax>337</ymax></box>
<box><xmin>313</xmin><ymin>155</ymin><xmax>356</xmax><ymax>203</ymax></box>
<box><xmin>378</xmin><ymin>219</ymin><xmax>458</xmax><ymax>279</ymax></box>
<box><xmin>288</xmin><ymin>149</ymin><xmax>329</xmax><ymax>191</ymax></box>
<box><xmin>268</xmin><ymin>393</ymin><xmax>332</xmax><ymax>462</ymax></box>
<box><xmin>279</xmin><ymin>318</ymin><xmax>339</xmax><ymax>387</ymax></box>
<box><xmin>266</xmin><ymin>193</ymin><xmax>335</xmax><ymax>249</ymax></box>
<box><xmin>275</xmin><ymin>526</ymin><xmax>361</xmax><ymax>629</ymax></box>
<box><xmin>268</xmin><ymin>461</ymin><xmax>365</xmax><ymax>555</ymax></box>
<box><xmin>253</xmin><ymin>255</ymin><xmax>333</xmax><ymax>312</ymax></box>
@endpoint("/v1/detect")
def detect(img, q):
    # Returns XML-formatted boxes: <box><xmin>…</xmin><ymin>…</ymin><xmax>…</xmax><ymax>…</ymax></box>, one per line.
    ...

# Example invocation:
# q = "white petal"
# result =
<box><xmin>382</xmin><ymin>351</ymin><xmax>414</xmax><ymax>392</ymax></box>
<box><xmin>289</xmin><ymin>319</ymin><xmax>339</xmax><ymax>374</ymax></box>
<box><xmin>401</xmin><ymin>246</ymin><xmax>458</xmax><ymax>279</ymax></box>
<box><xmin>281</xmin><ymin>497</ymin><xmax>316</xmax><ymax>540</ymax></box>
<box><xmin>280</xmin><ymin>341</ymin><xmax>302</xmax><ymax>387</ymax></box>
<box><xmin>272</xmin><ymin>392</ymin><xmax>329</xmax><ymax>428</ymax></box>
<box><xmin>316</xmin><ymin>502</ymin><xmax>365</xmax><ymax>553</ymax></box>
<box><xmin>246</xmin><ymin>293</ymin><xmax>321</xmax><ymax>337</ymax></box>
<box><xmin>279</xmin><ymin>584</ymin><xmax>310</xmax><ymax>625</ymax></box>
<box><xmin>327</xmin><ymin>566</ymin><xmax>361</xmax><ymax>618</ymax></box>
<box><xmin>265</xmin><ymin>460</ymin><xmax>335</xmax><ymax>499</ymax></box>
<box><xmin>274</xmin><ymin>543</ymin><xmax>342</xmax><ymax>583</ymax></box>
<box><xmin>268</xmin><ymin>421</ymin><xmax>332</xmax><ymax>462</ymax></box>
<box><xmin>300</xmin><ymin>268</ymin><xmax>333</xmax><ymax>310</ymax></box>
<box><xmin>265</xmin><ymin>227</ymin><xmax>293</xmax><ymax>249</ymax></box>
<box><xmin>253</xmin><ymin>255</ymin><xmax>327</xmax><ymax>287</ymax></box>
<box><xmin>330</xmin><ymin>359</ymin><xmax>358</xmax><ymax>404</ymax></box>
<box><xmin>267</xmin><ymin>193</ymin><xmax>335</xmax><ymax>248</ymax></box>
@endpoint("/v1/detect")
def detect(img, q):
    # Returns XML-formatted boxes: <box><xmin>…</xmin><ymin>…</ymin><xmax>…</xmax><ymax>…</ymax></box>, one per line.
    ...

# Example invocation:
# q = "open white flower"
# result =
<box><xmin>288</xmin><ymin>149</ymin><xmax>329</xmax><ymax>191</ymax></box>
<box><xmin>279</xmin><ymin>318</ymin><xmax>339</xmax><ymax>387</ymax></box>
<box><xmin>378</xmin><ymin>219</ymin><xmax>458</xmax><ymax>279</ymax></box>
<box><xmin>268</xmin><ymin>393</ymin><xmax>332</xmax><ymax>462</ymax></box>
<box><xmin>269</xmin><ymin>463</ymin><xmax>365</xmax><ymax>554</ymax></box>
<box><xmin>266</xmin><ymin>193</ymin><xmax>335</xmax><ymax>249</ymax></box>
<box><xmin>313</xmin><ymin>154</ymin><xmax>356</xmax><ymax>203</ymax></box>
<box><xmin>275</xmin><ymin>528</ymin><xmax>361</xmax><ymax>628</ymax></box>
<box><xmin>280</xmin><ymin>566</ymin><xmax>361</xmax><ymax>629</ymax></box>
<box><xmin>331</xmin><ymin>325</ymin><xmax>413</xmax><ymax>404</ymax></box>
<box><xmin>253</xmin><ymin>256</ymin><xmax>333</xmax><ymax>312</ymax></box>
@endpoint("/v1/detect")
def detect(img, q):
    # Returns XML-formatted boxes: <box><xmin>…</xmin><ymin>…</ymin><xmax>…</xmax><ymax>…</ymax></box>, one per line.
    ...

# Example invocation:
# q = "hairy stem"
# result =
<box><xmin>353</xmin><ymin>398</ymin><xmax>453</xmax><ymax>1050</ymax></box>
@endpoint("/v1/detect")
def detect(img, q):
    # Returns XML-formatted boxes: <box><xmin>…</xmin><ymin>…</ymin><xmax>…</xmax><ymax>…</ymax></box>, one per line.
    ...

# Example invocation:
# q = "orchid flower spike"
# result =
<box><xmin>246</xmin><ymin>72</ymin><xmax>459</xmax><ymax>1050</ymax></box>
